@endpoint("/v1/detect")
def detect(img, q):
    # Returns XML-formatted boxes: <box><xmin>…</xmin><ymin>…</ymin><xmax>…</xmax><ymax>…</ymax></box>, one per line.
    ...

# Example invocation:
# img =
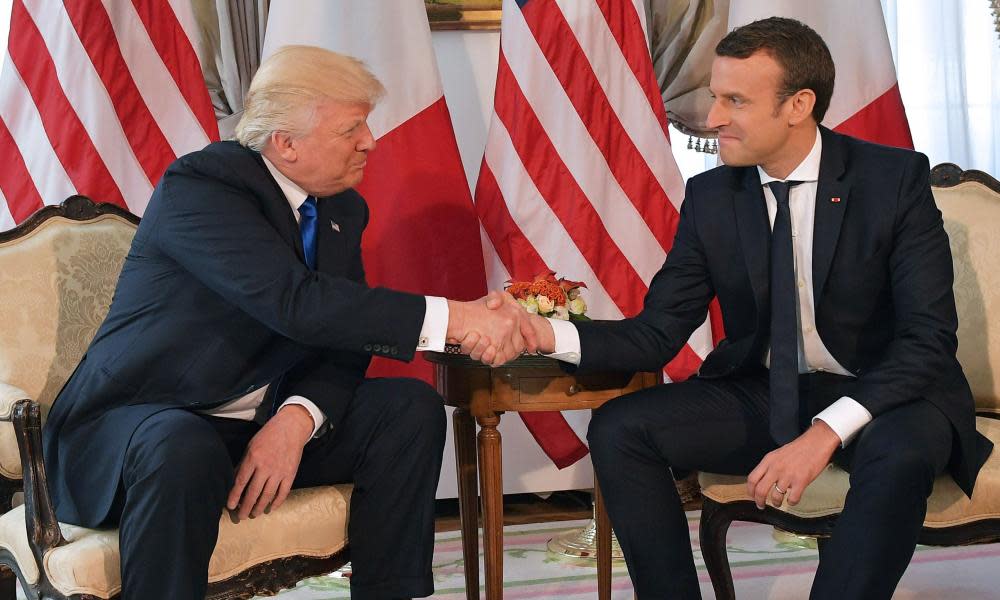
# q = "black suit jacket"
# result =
<box><xmin>573</xmin><ymin>128</ymin><xmax>992</xmax><ymax>496</ymax></box>
<box><xmin>42</xmin><ymin>141</ymin><xmax>427</xmax><ymax>526</ymax></box>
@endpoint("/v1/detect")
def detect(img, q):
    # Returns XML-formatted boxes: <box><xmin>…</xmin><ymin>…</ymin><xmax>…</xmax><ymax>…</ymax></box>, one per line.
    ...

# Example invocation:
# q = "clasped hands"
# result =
<box><xmin>447</xmin><ymin>291</ymin><xmax>554</xmax><ymax>367</ymax></box>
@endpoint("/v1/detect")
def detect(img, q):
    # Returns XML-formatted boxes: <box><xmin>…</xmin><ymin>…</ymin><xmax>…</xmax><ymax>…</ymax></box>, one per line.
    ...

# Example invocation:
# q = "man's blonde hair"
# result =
<box><xmin>235</xmin><ymin>45</ymin><xmax>385</xmax><ymax>151</ymax></box>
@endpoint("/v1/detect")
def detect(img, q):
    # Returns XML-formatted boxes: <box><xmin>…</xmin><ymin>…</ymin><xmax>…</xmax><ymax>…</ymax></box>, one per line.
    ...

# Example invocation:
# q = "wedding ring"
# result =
<box><xmin>773</xmin><ymin>483</ymin><xmax>787</xmax><ymax>495</ymax></box>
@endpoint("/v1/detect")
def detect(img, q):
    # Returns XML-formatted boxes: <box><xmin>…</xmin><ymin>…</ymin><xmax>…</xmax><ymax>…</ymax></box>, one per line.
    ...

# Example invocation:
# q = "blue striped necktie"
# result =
<box><xmin>298</xmin><ymin>196</ymin><xmax>318</xmax><ymax>270</ymax></box>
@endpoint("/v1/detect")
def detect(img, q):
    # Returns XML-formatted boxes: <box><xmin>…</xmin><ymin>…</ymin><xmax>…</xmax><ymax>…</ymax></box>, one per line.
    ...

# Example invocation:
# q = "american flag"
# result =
<box><xmin>0</xmin><ymin>0</ymin><xmax>218</xmax><ymax>230</ymax></box>
<box><xmin>475</xmin><ymin>0</ymin><xmax>718</xmax><ymax>467</ymax></box>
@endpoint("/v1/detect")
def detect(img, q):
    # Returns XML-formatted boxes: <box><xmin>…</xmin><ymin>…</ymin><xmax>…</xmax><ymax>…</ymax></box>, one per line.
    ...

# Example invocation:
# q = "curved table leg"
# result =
<box><xmin>477</xmin><ymin>412</ymin><xmax>503</xmax><ymax>600</ymax></box>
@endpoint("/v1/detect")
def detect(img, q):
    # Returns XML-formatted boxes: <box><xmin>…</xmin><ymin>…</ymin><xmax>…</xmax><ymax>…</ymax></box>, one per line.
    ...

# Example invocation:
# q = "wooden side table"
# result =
<box><xmin>427</xmin><ymin>351</ymin><xmax>659</xmax><ymax>600</ymax></box>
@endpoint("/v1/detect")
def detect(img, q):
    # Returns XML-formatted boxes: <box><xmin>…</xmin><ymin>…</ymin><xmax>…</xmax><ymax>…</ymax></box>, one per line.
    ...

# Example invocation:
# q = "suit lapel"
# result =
<box><xmin>316</xmin><ymin>195</ymin><xmax>350</xmax><ymax>275</ymax></box>
<box><xmin>248</xmin><ymin>152</ymin><xmax>307</xmax><ymax>263</ymax></box>
<box><xmin>733</xmin><ymin>167</ymin><xmax>770</xmax><ymax>315</ymax></box>
<box><xmin>812</xmin><ymin>128</ymin><xmax>852</xmax><ymax>303</ymax></box>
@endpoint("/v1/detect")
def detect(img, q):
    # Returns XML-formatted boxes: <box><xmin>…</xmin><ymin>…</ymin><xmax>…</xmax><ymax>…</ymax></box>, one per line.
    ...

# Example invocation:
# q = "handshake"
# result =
<box><xmin>446</xmin><ymin>291</ymin><xmax>556</xmax><ymax>367</ymax></box>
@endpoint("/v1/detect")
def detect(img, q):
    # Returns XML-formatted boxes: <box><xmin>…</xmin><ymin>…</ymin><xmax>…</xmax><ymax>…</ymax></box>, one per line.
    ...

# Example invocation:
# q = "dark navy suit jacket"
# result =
<box><xmin>43</xmin><ymin>141</ymin><xmax>426</xmax><ymax>527</ymax></box>
<box><xmin>572</xmin><ymin>128</ymin><xmax>992</xmax><ymax>496</ymax></box>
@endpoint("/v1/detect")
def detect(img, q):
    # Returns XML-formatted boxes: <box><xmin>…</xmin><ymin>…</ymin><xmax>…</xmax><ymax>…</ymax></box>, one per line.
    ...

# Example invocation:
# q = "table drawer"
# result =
<box><xmin>491</xmin><ymin>369</ymin><xmax>653</xmax><ymax>412</ymax></box>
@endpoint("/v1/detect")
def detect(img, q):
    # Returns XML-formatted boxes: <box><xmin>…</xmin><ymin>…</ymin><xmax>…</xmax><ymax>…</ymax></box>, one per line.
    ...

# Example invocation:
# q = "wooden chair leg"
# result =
<box><xmin>594</xmin><ymin>479</ymin><xmax>612</xmax><ymax>600</ymax></box>
<box><xmin>0</xmin><ymin>566</ymin><xmax>17</xmax><ymax>600</ymax></box>
<box><xmin>698</xmin><ymin>498</ymin><xmax>737</xmax><ymax>600</ymax></box>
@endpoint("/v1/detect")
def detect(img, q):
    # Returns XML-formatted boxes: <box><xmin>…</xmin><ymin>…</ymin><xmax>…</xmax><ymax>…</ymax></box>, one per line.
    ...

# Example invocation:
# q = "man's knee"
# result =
<box><xmin>587</xmin><ymin>393</ymin><xmax>646</xmax><ymax>460</ymax></box>
<box><xmin>370</xmin><ymin>377</ymin><xmax>446</xmax><ymax>444</ymax></box>
<box><xmin>851</xmin><ymin>423</ymin><xmax>944</xmax><ymax>494</ymax></box>
<box><xmin>125</xmin><ymin>411</ymin><xmax>232</xmax><ymax>491</ymax></box>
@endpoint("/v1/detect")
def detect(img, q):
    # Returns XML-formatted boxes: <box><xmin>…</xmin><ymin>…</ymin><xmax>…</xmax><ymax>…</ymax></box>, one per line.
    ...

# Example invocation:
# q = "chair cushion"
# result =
<box><xmin>0</xmin><ymin>484</ymin><xmax>352</xmax><ymax>597</ymax></box>
<box><xmin>699</xmin><ymin>416</ymin><xmax>1000</xmax><ymax>528</ymax></box>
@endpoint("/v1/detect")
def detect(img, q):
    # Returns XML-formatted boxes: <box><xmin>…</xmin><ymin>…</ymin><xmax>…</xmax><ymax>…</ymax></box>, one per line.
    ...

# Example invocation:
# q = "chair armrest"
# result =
<box><xmin>8</xmin><ymin>398</ymin><xmax>66</xmax><ymax>567</ymax></box>
<box><xmin>0</xmin><ymin>382</ymin><xmax>30</xmax><ymax>421</ymax></box>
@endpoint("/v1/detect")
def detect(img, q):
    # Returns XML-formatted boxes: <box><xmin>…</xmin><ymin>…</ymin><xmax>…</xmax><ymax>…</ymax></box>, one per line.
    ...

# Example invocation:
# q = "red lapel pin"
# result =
<box><xmin>831</xmin><ymin>197</ymin><xmax>842</xmax><ymax>203</ymax></box>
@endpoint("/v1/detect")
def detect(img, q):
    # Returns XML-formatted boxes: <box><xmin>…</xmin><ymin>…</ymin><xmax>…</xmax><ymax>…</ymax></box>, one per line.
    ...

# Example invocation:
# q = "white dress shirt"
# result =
<box><xmin>202</xmin><ymin>156</ymin><xmax>449</xmax><ymax>436</ymax></box>
<box><xmin>548</xmin><ymin>129</ymin><xmax>873</xmax><ymax>446</ymax></box>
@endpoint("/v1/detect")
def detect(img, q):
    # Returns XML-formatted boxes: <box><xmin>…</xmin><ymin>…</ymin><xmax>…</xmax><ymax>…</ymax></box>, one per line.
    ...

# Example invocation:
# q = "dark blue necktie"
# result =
<box><xmin>768</xmin><ymin>180</ymin><xmax>803</xmax><ymax>444</ymax></box>
<box><xmin>298</xmin><ymin>196</ymin><xmax>318</xmax><ymax>270</ymax></box>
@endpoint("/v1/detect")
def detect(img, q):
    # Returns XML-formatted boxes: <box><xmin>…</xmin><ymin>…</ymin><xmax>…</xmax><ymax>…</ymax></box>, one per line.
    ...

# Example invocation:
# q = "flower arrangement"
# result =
<box><xmin>504</xmin><ymin>271</ymin><xmax>590</xmax><ymax>321</ymax></box>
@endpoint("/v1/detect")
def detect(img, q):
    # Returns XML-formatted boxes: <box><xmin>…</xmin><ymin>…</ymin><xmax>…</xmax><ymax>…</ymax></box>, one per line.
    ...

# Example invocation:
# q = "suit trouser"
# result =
<box><xmin>587</xmin><ymin>368</ymin><xmax>953</xmax><ymax>600</ymax></box>
<box><xmin>106</xmin><ymin>377</ymin><xmax>447</xmax><ymax>600</ymax></box>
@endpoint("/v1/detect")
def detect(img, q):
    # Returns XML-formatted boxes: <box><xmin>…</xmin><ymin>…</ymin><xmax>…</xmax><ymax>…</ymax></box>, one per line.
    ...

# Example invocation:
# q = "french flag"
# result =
<box><xmin>262</xmin><ymin>1</ymin><xmax>488</xmax><ymax>384</ymax></box>
<box><xmin>729</xmin><ymin>0</ymin><xmax>913</xmax><ymax>149</ymax></box>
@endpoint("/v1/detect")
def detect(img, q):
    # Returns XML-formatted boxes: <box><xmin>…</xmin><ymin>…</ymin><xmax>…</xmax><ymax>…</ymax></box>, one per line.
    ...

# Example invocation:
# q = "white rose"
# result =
<box><xmin>553</xmin><ymin>305</ymin><xmax>570</xmax><ymax>320</ymax></box>
<box><xmin>536</xmin><ymin>295</ymin><xmax>555</xmax><ymax>314</ymax></box>
<box><xmin>568</xmin><ymin>297</ymin><xmax>587</xmax><ymax>315</ymax></box>
<box><xmin>519</xmin><ymin>296</ymin><xmax>539</xmax><ymax>314</ymax></box>
<box><xmin>567</xmin><ymin>287</ymin><xmax>581</xmax><ymax>300</ymax></box>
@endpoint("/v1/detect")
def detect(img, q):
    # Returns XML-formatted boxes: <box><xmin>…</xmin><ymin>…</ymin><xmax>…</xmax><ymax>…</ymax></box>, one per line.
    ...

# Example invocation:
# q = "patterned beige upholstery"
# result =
<box><xmin>700</xmin><ymin>174</ymin><xmax>1000</xmax><ymax>525</ymax></box>
<box><xmin>939</xmin><ymin>181</ymin><xmax>1000</xmax><ymax>414</ymax></box>
<box><xmin>0</xmin><ymin>214</ymin><xmax>135</xmax><ymax>480</ymax></box>
<box><xmin>0</xmin><ymin>204</ymin><xmax>354</xmax><ymax>597</ymax></box>
<box><xmin>0</xmin><ymin>485</ymin><xmax>351</xmax><ymax>596</ymax></box>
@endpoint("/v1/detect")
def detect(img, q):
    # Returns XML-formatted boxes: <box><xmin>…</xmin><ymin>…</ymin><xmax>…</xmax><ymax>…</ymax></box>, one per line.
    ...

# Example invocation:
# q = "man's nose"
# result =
<box><xmin>706</xmin><ymin>100</ymin><xmax>727</xmax><ymax>130</ymax></box>
<box><xmin>357</xmin><ymin>123</ymin><xmax>376</xmax><ymax>152</ymax></box>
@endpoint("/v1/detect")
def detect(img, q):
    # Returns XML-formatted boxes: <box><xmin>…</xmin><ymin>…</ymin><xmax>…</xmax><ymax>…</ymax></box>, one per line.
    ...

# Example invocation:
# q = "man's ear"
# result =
<box><xmin>269</xmin><ymin>131</ymin><xmax>297</xmax><ymax>162</ymax></box>
<box><xmin>787</xmin><ymin>89</ymin><xmax>817</xmax><ymax>127</ymax></box>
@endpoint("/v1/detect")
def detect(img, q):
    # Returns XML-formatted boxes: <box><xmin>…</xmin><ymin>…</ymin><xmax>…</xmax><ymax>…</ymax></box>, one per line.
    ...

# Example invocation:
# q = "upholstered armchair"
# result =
<box><xmin>697</xmin><ymin>165</ymin><xmax>1000</xmax><ymax>600</ymax></box>
<box><xmin>0</xmin><ymin>196</ymin><xmax>352</xmax><ymax>599</ymax></box>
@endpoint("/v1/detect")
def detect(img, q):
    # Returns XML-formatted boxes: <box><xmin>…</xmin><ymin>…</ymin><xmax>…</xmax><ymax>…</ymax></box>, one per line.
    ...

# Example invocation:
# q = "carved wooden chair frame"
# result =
<box><xmin>0</xmin><ymin>196</ymin><xmax>349</xmax><ymax>599</ymax></box>
<box><xmin>698</xmin><ymin>165</ymin><xmax>1000</xmax><ymax>600</ymax></box>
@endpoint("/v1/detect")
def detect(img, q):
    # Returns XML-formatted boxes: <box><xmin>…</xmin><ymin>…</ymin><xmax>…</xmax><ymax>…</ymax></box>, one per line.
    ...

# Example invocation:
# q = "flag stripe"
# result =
<box><xmin>62</xmin><ymin>0</ymin><xmax>173</xmax><ymax>187</ymax></box>
<box><xmin>494</xmin><ymin>52</ymin><xmax>648</xmax><ymax>316</ymax></box>
<box><xmin>473</xmin><ymin>159</ymin><xmax>551</xmax><ymax>280</ymax></box>
<box><xmin>0</xmin><ymin>53</ymin><xmax>76</xmax><ymax>209</ymax></box>
<box><xmin>479</xmin><ymin>224</ymin><xmax>513</xmax><ymax>292</ymax></box>
<box><xmin>500</xmin><ymin>4</ymin><xmax>666</xmax><ymax>296</ymax></box>
<box><xmin>520</xmin><ymin>0</ymin><xmax>679</xmax><ymax>256</ymax></box>
<box><xmin>483</xmin><ymin>113</ymin><xmax>624</xmax><ymax>320</ymax></box>
<box><xmin>21</xmin><ymin>0</ymin><xmax>154</xmax><ymax>211</ymax></box>
<box><xmin>2</xmin><ymin>0</ymin><xmax>221</xmax><ymax>227</ymax></box>
<box><xmin>130</xmin><ymin>0</ymin><xmax>219</xmax><ymax>141</ymax></box>
<box><xmin>9</xmin><ymin>0</ymin><xmax>127</xmax><ymax>207</ymax></box>
<box><xmin>98</xmin><ymin>0</ymin><xmax>210</xmax><ymax>157</ymax></box>
<box><xmin>832</xmin><ymin>83</ymin><xmax>913</xmax><ymax>149</ymax></box>
<box><xmin>664</xmin><ymin>342</ymin><xmax>705</xmax><ymax>382</ymax></box>
<box><xmin>0</xmin><ymin>118</ymin><xmax>44</xmax><ymax>221</ymax></box>
<box><xmin>555</xmin><ymin>0</ymin><xmax>686</xmax><ymax>215</ymax></box>
<box><xmin>0</xmin><ymin>189</ymin><xmax>15</xmax><ymax>231</ymax></box>
<box><xmin>593</xmin><ymin>0</ymin><xmax>671</xmax><ymax>138</ymax></box>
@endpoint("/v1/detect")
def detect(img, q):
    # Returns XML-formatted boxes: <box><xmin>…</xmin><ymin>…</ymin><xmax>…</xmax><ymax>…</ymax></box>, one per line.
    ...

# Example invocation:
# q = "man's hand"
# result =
<box><xmin>483</xmin><ymin>294</ymin><xmax>556</xmax><ymax>355</ymax></box>
<box><xmin>525</xmin><ymin>313</ymin><xmax>555</xmax><ymax>354</ymax></box>
<box><xmin>227</xmin><ymin>404</ymin><xmax>314</xmax><ymax>521</ymax></box>
<box><xmin>447</xmin><ymin>291</ymin><xmax>537</xmax><ymax>366</ymax></box>
<box><xmin>746</xmin><ymin>420</ymin><xmax>841</xmax><ymax>509</ymax></box>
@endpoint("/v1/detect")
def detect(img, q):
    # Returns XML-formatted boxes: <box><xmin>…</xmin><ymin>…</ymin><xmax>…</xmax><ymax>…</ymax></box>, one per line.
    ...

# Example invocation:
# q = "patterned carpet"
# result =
<box><xmin>266</xmin><ymin>513</ymin><xmax>1000</xmax><ymax>599</ymax></box>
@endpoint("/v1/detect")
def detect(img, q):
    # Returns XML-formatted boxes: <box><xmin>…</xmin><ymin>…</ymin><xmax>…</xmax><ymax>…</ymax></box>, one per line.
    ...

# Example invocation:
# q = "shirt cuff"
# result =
<box><xmin>545</xmin><ymin>318</ymin><xmax>582</xmax><ymax>365</ymax></box>
<box><xmin>279</xmin><ymin>396</ymin><xmax>326</xmax><ymax>438</ymax></box>
<box><xmin>416</xmin><ymin>296</ymin><xmax>448</xmax><ymax>352</ymax></box>
<box><xmin>812</xmin><ymin>396</ymin><xmax>873</xmax><ymax>447</ymax></box>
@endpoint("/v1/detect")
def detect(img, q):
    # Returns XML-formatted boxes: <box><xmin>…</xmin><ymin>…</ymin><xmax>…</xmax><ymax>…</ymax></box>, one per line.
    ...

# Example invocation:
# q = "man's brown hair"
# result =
<box><xmin>716</xmin><ymin>17</ymin><xmax>835</xmax><ymax>123</ymax></box>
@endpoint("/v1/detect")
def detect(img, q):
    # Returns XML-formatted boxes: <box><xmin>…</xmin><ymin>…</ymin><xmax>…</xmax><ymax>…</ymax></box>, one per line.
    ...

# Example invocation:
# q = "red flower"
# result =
<box><xmin>505</xmin><ymin>271</ymin><xmax>585</xmax><ymax>307</ymax></box>
<box><xmin>505</xmin><ymin>281</ymin><xmax>533</xmax><ymax>300</ymax></box>
<box><xmin>558</xmin><ymin>277</ymin><xmax>587</xmax><ymax>292</ymax></box>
